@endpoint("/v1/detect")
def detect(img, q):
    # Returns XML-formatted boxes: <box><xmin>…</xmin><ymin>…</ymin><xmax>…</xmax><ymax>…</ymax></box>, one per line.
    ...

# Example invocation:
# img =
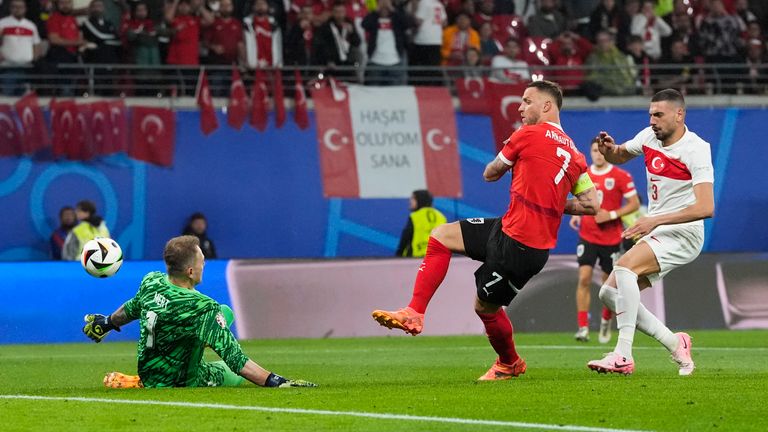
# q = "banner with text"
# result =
<box><xmin>313</xmin><ymin>84</ymin><xmax>462</xmax><ymax>198</ymax></box>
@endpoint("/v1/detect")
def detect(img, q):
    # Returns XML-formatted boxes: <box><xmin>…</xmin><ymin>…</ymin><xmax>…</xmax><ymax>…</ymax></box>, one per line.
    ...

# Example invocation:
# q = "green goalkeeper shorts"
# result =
<box><xmin>196</xmin><ymin>360</ymin><xmax>245</xmax><ymax>387</ymax></box>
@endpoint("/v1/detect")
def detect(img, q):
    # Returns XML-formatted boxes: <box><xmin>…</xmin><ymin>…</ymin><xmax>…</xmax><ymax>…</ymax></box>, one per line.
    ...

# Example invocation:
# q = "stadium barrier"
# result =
<box><xmin>1</xmin><ymin>253</ymin><xmax>765</xmax><ymax>344</ymax></box>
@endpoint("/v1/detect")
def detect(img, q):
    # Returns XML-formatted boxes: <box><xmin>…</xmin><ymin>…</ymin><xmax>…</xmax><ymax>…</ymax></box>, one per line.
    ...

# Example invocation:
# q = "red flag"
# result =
<box><xmin>129</xmin><ymin>106</ymin><xmax>176</xmax><ymax>166</ymax></box>
<box><xmin>249</xmin><ymin>69</ymin><xmax>269</xmax><ymax>131</ymax></box>
<box><xmin>487</xmin><ymin>81</ymin><xmax>527</xmax><ymax>152</ymax></box>
<box><xmin>14</xmin><ymin>91</ymin><xmax>49</xmax><ymax>155</ymax></box>
<box><xmin>107</xmin><ymin>99</ymin><xmax>129</xmax><ymax>154</ymax></box>
<box><xmin>227</xmin><ymin>66</ymin><xmax>248</xmax><ymax>130</ymax></box>
<box><xmin>196</xmin><ymin>69</ymin><xmax>219</xmax><ymax>136</ymax></box>
<box><xmin>87</xmin><ymin>101</ymin><xmax>111</xmax><ymax>155</ymax></box>
<box><xmin>74</xmin><ymin>103</ymin><xmax>96</xmax><ymax>160</ymax></box>
<box><xmin>455</xmin><ymin>77</ymin><xmax>488</xmax><ymax>114</ymax></box>
<box><xmin>0</xmin><ymin>104</ymin><xmax>21</xmax><ymax>157</ymax></box>
<box><xmin>50</xmin><ymin>99</ymin><xmax>80</xmax><ymax>159</ymax></box>
<box><xmin>310</xmin><ymin>82</ymin><xmax>357</xmax><ymax>197</ymax></box>
<box><xmin>415</xmin><ymin>87</ymin><xmax>462</xmax><ymax>197</ymax></box>
<box><xmin>293</xmin><ymin>69</ymin><xmax>309</xmax><ymax>130</ymax></box>
<box><xmin>273</xmin><ymin>69</ymin><xmax>286</xmax><ymax>128</ymax></box>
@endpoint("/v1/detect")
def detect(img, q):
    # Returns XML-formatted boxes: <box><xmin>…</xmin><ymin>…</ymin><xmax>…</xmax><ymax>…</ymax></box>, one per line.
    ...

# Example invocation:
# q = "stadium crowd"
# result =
<box><xmin>0</xmin><ymin>0</ymin><xmax>766</xmax><ymax>95</ymax></box>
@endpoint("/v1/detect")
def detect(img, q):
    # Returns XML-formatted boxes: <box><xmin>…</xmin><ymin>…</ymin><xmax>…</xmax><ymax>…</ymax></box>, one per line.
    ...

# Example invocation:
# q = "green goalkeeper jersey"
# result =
<box><xmin>123</xmin><ymin>271</ymin><xmax>249</xmax><ymax>387</ymax></box>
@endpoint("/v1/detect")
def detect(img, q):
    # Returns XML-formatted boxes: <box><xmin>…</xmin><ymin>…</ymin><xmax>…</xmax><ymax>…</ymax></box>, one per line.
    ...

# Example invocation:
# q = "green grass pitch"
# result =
<box><xmin>0</xmin><ymin>330</ymin><xmax>766</xmax><ymax>431</ymax></box>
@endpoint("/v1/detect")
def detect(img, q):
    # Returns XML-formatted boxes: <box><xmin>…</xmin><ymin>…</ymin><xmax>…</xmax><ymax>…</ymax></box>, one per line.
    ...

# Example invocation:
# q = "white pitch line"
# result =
<box><xmin>0</xmin><ymin>395</ymin><xmax>652</xmax><ymax>432</ymax></box>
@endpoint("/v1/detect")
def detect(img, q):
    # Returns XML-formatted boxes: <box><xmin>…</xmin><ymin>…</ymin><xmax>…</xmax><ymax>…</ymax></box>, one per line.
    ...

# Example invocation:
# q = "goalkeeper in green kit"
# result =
<box><xmin>83</xmin><ymin>235</ymin><xmax>316</xmax><ymax>389</ymax></box>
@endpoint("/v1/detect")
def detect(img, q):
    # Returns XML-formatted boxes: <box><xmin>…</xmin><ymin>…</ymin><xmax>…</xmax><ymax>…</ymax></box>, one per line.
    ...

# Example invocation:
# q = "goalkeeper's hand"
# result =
<box><xmin>265</xmin><ymin>372</ymin><xmax>318</xmax><ymax>388</ymax></box>
<box><xmin>83</xmin><ymin>314</ymin><xmax>120</xmax><ymax>343</ymax></box>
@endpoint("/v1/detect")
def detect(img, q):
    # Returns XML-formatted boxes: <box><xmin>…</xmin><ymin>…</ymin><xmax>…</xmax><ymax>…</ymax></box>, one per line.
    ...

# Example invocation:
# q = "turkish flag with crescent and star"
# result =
<box><xmin>228</xmin><ymin>66</ymin><xmax>248</xmax><ymax>130</ymax></box>
<box><xmin>196</xmin><ymin>69</ymin><xmax>219</xmax><ymax>136</ymax></box>
<box><xmin>14</xmin><ymin>91</ymin><xmax>50</xmax><ymax>155</ymax></box>
<box><xmin>293</xmin><ymin>70</ymin><xmax>309</xmax><ymax>130</ymax></box>
<box><xmin>455</xmin><ymin>77</ymin><xmax>489</xmax><ymax>114</ymax></box>
<box><xmin>487</xmin><ymin>81</ymin><xmax>526</xmax><ymax>152</ymax></box>
<box><xmin>249</xmin><ymin>69</ymin><xmax>269</xmax><ymax>132</ymax></box>
<box><xmin>312</xmin><ymin>83</ymin><xmax>461</xmax><ymax>198</ymax></box>
<box><xmin>86</xmin><ymin>101</ymin><xmax>116</xmax><ymax>155</ymax></box>
<box><xmin>129</xmin><ymin>106</ymin><xmax>176</xmax><ymax>166</ymax></box>
<box><xmin>50</xmin><ymin>99</ymin><xmax>81</xmax><ymax>159</ymax></box>
<box><xmin>0</xmin><ymin>104</ymin><xmax>21</xmax><ymax>157</ymax></box>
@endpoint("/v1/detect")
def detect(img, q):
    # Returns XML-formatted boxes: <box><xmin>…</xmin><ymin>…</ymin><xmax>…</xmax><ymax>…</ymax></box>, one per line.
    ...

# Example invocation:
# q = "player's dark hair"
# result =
<box><xmin>164</xmin><ymin>235</ymin><xmax>201</xmax><ymax>277</ymax></box>
<box><xmin>527</xmin><ymin>80</ymin><xmax>563</xmax><ymax>110</ymax></box>
<box><xmin>651</xmin><ymin>89</ymin><xmax>686</xmax><ymax>109</ymax></box>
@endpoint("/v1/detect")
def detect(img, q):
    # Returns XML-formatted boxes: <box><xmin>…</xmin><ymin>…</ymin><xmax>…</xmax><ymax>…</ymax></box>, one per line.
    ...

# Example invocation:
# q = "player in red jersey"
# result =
<box><xmin>371</xmin><ymin>80</ymin><xmax>599</xmax><ymax>380</ymax></box>
<box><xmin>570</xmin><ymin>138</ymin><xmax>640</xmax><ymax>343</ymax></box>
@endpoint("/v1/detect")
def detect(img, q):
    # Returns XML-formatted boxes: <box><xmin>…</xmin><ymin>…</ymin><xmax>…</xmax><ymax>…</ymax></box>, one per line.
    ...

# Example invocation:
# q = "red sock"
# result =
<box><xmin>407</xmin><ymin>237</ymin><xmax>451</xmax><ymax>314</ymax></box>
<box><xmin>601</xmin><ymin>306</ymin><xmax>613</xmax><ymax>321</ymax></box>
<box><xmin>577</xmin><ymin>311</ymin><xmax>589</xmax><ymax>328</ymax></box>
<box><xmin>477</xmin><ymin>308</ymin><xmax>519</xmax><ymax>365</ymax></box>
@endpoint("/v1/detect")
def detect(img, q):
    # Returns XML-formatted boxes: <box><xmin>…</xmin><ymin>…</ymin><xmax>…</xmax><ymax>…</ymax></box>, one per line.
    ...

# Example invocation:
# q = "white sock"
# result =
<box><xmin>614</xmin><ymin>266</ymin><xmax>640</xmax><ymax>359</ymax></box>
<box><xmin>599</xmin><ymin>283</ymin><xmax>678</xmax><ymax>352</ymax></box>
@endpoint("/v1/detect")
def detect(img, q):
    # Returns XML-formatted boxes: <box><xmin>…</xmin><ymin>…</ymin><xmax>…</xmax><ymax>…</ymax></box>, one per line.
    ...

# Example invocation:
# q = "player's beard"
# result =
<box><xmin>652</xmin><ymin>127</ymin><xmax>671</xmax><ymax>142</ymax></box>
<box><xmin>523</xmin><ymin>113</ymin><xmax>539</xmax><ymax>125</ymax></box>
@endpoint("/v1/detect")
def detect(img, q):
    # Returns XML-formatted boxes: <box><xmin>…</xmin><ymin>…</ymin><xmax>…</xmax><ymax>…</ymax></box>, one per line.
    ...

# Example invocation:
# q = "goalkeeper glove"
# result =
<box><xmin>265</xmin><ymin>372</ymin><xmax>318</xmax><ymax>388</ymax></box>
<box><xmin>83</xmin><ymin>314</ymin><xmax>121</xmax><ymax>343</ymax></box>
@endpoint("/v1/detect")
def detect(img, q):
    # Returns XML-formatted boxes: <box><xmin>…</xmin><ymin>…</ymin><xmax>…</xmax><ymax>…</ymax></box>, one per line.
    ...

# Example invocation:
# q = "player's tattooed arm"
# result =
<box><xmin>109</xmin><ymin>304</ymin><xmax>134</xmax><ymax>328</ymax></box>
<box><xmin>565</xmin><ymin>187</ymin><xmax>598</xmax><ymax>216</ymax></box>
<box><xmin>483</xmin><ymin>157</ymin><xmax>511</xmax><ymax>182</ymax></box>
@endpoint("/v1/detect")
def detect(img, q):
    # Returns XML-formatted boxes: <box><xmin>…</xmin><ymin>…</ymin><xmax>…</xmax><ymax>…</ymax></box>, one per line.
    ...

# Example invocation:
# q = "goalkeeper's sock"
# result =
<box><xmin>477</xmin><ymin>308</ymin><xmax>519</xmax><ymax>365</ymax></box>
<box><xmin>264</xmin><ymin>372</ymin><xmax>287</xmax><ymax>387</ymax></box>
<box><xmin>407</xmin><ymin>237</ymin><xmax>451</xmax><ymax>314</ymax></box>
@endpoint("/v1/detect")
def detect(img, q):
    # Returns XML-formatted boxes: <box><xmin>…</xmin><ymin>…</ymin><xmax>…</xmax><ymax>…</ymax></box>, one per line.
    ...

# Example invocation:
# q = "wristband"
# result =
<box><xmin>610</xmin><ymin>211</ymin><xmax>618</xmax><ymax>220</ymax></box>
<box><xmin>265</xmin><ymin>372</ymin><xmax>287</xmax><ymax>387</ymax></box>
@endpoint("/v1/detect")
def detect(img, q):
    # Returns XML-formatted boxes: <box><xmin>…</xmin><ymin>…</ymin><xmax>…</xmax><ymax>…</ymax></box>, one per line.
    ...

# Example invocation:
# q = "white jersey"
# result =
<box><xmin>412</xmin><ymin>0</ymin><xmax>446</xmax><ymax>46</ymax></box>
<box><xmin>624</xmin><ymin>126</ymin><xmax>714</xmax><ymax>226</ymax></box>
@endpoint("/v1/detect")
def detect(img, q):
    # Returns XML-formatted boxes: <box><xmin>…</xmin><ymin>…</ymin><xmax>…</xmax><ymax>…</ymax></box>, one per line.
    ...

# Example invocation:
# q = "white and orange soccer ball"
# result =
<box><xmin>81</xmin><ymin>237</ymin><xmax>123</xmax><ymax>278</ymax></box>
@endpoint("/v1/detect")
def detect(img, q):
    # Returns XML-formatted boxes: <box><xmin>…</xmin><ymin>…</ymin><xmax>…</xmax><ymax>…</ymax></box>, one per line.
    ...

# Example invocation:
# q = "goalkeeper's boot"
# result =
<box><xmin>103</xmin><ymin>372</ymin><xmax>144</xmax><ymax>389</ymax></box>
<box><xmin>477</xmin><ymin>357</ymin><xmax>527</xmax><ymax>381</ymax></box>
<box><xmin>598</xmin><ymin>318</ymin><xmax>612</xmax><ymax>344</ymax></box>
<box><xmin>574</xmin><ymin>326</ymin><xmax>589</xmax><ymax>342</ymax></box>
<box><xmin>587</xmin><ymin>352</ymin><xmax>634</xmax><ymax>375</ymax></box>
<box><xmin>371</xmin><ymin>307</ymin><xmax>424</xmax><ymax>335</ymax></box>
<box><xmin>670</xmin><ymin>332</ymin><xmax>695</xmax><ymax>376</ymax></box>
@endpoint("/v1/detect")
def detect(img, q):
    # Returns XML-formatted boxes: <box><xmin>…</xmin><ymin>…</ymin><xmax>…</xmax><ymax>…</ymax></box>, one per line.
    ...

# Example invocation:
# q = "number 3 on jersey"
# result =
<box><xmin>554</xmin><ymin>147</ymin><xmax>571</xmax><ymax>185</ymax></box>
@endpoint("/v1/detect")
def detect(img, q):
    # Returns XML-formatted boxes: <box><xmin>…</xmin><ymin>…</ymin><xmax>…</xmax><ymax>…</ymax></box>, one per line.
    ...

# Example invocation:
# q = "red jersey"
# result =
<box><xmin>499</xmin><ymin>122</ymin><xmax>588</xmax><ymax>249</ymax></box>
<box><xmin>47</xmin><ymin>12</ymin><xmax>80</xmax><ymax>54</ymax></box>
<box><xmin>205</xmin><ymin>17</ymin><xmax>243</xmax><ymax>64</ymax></box>
<box><xmin>167</xmin><ymin>15</ymin><xmax>200</xmax><ymax>65</ymax></box>
<box><xmin>578</xmin><ymin>164</ymin><xmax>636</xmax><ymax>246</ymax></box>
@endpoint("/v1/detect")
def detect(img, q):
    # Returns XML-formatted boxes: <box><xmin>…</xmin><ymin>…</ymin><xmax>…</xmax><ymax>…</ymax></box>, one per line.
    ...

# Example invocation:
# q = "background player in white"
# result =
<box><xmin>586</xmin><ymin>89</ymin><xmax>714</xmax><ymax>376</ymax></box>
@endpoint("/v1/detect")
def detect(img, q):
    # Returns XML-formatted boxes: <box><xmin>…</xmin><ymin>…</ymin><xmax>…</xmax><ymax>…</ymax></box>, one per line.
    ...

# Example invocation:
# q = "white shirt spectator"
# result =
<box><xmin>0</xmin><ymin>15</ymin><xmax>41</xmax><ymax>65</ymax></box>
<box><xmin>413</xmin><ymin>0</ymin><xmax>446</xmax><ymax>46</ymax></box>
<box><xmin>631</xmin><ymin>13</ymin><xmax>672</xmax><ymax>60</ymax></box>
<box><xmin>370</xmin><ymin>18</ymin><xmax>400</xmax><ymax>65</ymax></box>
<box><xmin>490</xmin><ymin>55</ymin><xmax>530</xmax><ymax>82</ymax></box>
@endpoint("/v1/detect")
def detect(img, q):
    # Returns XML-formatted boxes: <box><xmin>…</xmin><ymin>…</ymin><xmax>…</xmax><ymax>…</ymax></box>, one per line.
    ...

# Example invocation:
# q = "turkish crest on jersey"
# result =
<box><xmin>312</xmin><ymin>84</ymin><xmax>462</xmax><ymax>198</ymax></box>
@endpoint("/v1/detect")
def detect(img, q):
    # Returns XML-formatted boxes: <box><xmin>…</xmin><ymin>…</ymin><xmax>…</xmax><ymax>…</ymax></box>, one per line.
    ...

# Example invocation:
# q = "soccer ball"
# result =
<box><xmin>81</xmin><ymin>237</ymin><xmax>123</xmax><ymax>278</ymax></box>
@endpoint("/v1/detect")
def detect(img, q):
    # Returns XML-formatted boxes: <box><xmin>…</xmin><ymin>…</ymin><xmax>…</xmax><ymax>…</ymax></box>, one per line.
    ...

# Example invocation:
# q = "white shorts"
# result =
<box><xmin>638</xmin><ymin>223</ymin><xmax>704</xmax><ymax>283</ymax></box>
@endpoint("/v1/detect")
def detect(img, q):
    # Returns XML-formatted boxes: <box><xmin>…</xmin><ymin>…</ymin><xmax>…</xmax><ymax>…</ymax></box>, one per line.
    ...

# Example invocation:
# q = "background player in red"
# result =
<box><xmin>371</xmin><ymin>80</ymin><xmax>599</xmax><ymax>381</ymax></box>
<box><xmin>570</xmin><ymin>137</ymin><xmax>640</xmax><ymax>343</ymax></box>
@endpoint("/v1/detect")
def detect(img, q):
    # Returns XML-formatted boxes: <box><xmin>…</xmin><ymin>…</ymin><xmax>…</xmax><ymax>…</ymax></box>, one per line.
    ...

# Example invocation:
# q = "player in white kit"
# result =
<box><xmin>586</xmin><ymin>89</ymin><xmax>714</xmax><ymax>376</ymax></box>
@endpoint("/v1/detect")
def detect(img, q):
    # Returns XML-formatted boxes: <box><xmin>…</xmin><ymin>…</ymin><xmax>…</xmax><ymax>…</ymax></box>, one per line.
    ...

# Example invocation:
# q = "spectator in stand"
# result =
<box><xmin>459</xmin><ymin>0</ymin><xmax>475</xmax><ymax>20</ymax></box>
<box><xmin>409</xmin><ymin>0</ymin><xmax>446</xmax><ymax>85</ymax></box>
<box><xmin>473</xmin><ymin>0</ymin><xmax>494</xmax><ymax>29</ymax></box>
<box><xmin>625</xmin><ymin>34</ymin><xmax>652</xmax><ymax>91</ymax></box>
<box><xmin>204</xmin><ymin>0</ymin><xmax>243</xmax><ymax>95</ymax></box>
<box><xmin>462</xmin><ymin>46</ymin><xmax>484</xmax><ymax>78</ymax></box>
<box><xmin>526</xmin><ymin>0</ymin><xmax>566</xmax><ymax>39</ymax></box>
<box><xmin>490</xmin><ymin>38</ymin><xmax>529</xmax><ymax>82</ymax></box>
<box><xmin>122</xmin><ymin>2</ymin><xmax>160</xmax><ymax>95</ymax></box>
<box><xmin>617</xmin><ymin>0</ymin><xmax>640</xmax><ymax>50</ymax></box>
<box><xmin>362</xmin><ymin>0</ymin><xmax>408</xmax><ymax>86</ymax></box>
<box><xmin>46</xmin><ymin>0</ymin><xmax>87</xmax><ymax>96</ymax></box>
<box><xmin>663</xmin><ymin>10</ymin><xmax>699</xmax><ymax>58</ymax></box>
<box><xmin>735</xmin><ymin>0</ymin><xmax>758</xmax><ymax>26</ymax></box>
<box><xmin>62</xmin><ymin>200</ymin><xmax>110</xmax><ymax>261</ymax></box>
<box><xmin>284</xmin><ymin>5</ymin><xmax>315</xmax><ymax>67</ymax></box>
<box><xmin>698</xmin><ymin>0</ymin><xmax>745</xmax><ymax>92</ymax></box>
<box><xmin>441</xmin><ymin>12</ymin><xmax>479</xmax><ymax>65</ymax></box>
<box><xmin>589</xmin><ymin>0</ymin><xmax>622</xmax><ymax>41</ymax></box>
<box><xmin>313</xmin><ymin>1</ymin><xmax>361</xmax><ymax>80</ymax></box>
<box><xmin>631</xmin><ymin>0</ymin><xmax>672</xmax><ymax>60</ymax></box>
<box><xmin>561</xmin><ymin>0</ymin><xmax>600</xmax><ymax>37</ymax></box>
<box><xmin>182</xmin><ymin>212</ymin><xmax>217</xmax><ymax>259</ymax></box>
<box><xmin>244</xmin><ymin>0</ymin><xmax>283</xmax><ymax>69</ymax></box>
<box><xmin>744</xmin><ymin>21</ymin><xmax>762</xmax><ymax>44</ymax></box>
<box><xmin>81</xmin><ymin>0</ymin><xmax>121</xmax><ymax>94</ymax></box>
<box><xmin>165</xmin><ymin>0</ymin><xmax>214</xmax><ymax>95</ymax></box>
<box><xmin>744</xmin><ymin>38</ymin><xmax>767</xmax><ymax>93</ymax></box>
<box><xmin>656</xmin><ymin>37</ymin><xmax>695</xmax><ymax>91</ymax></box>
<box><xmin>584</xmin><ymin>29</ymin><xmax>637</xmax><ymax>98</ymax></box>
<box><xmin>478</xmin><ymin>22</ymin><xmax>501</xmax><ymax>64</ymax></box>
<box><xmin>50</xmin><ymin>206</ymin><xmax>76</xmax><ymax>260</ymax></box>
<box><xmin>0</xmin><ymin>0</ymin><xmax>43</xmax><ymax>95</ymax></box>
<box><xmin>550</xmin><ymin>30</ymin><xmax>593</xmax><ymax>93</ymax></box>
